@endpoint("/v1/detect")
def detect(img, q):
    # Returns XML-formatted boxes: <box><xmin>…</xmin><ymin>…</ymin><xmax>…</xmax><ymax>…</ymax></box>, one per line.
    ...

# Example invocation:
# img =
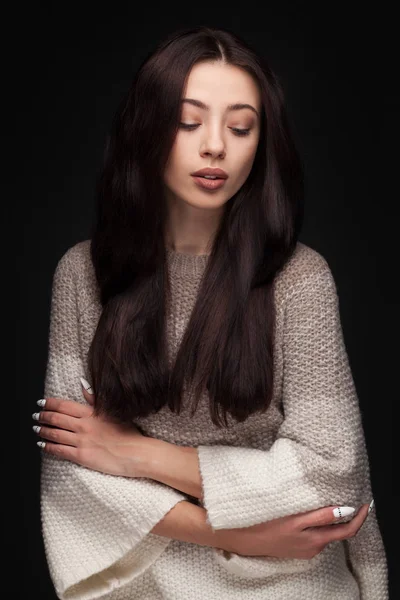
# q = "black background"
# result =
<box><xmin>16</xmin><ymin>3</ymin><xmax>397</xmax><ymax>598</ymax></box>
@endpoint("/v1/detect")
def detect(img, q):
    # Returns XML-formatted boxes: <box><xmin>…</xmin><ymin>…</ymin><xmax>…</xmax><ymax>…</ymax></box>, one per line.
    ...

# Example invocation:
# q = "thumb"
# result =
<box><xmin>80</xmin><ymin>377</ymin><xmax>95</xmax><ymax>406</ymax></box>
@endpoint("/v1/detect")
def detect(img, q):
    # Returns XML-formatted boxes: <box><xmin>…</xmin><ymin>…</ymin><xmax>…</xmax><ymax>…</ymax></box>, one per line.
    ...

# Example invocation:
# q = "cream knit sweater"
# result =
<box><xmin>40</xmin><ymin>239</ymin><xmax>388</xmax><ymax>600</ymax></box>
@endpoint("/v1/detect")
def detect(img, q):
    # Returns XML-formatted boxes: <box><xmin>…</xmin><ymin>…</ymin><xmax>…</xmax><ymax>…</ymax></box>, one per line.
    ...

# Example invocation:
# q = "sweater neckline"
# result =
<box><xmin>165</xmin><ymin>246</ymin><xmax>210</xmax><ymax>277</ymax></box>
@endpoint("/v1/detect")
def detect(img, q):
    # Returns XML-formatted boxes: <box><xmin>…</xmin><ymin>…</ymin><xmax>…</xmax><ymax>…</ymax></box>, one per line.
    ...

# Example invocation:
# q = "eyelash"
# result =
<box><xmin>178</xmin><ymin>123</ymin><xmax>251</xmax><ymax>137</ymax></box>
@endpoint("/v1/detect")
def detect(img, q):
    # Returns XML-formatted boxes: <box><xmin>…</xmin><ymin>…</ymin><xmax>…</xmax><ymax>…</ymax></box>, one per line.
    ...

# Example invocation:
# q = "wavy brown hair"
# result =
<box><xmin>87</xmin><ymin>25</ymin><xmax>304</xmax><ymax>428</ymax></box>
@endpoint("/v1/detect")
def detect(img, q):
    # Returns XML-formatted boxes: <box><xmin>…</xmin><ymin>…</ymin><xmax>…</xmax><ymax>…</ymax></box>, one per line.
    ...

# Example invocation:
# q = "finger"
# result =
<box><xmin>37</xmin><ymin>440</ymin><xmax>82</xmax><ymax>463</ymax></box>
<box><xmin>314</xmin><ymin>504</ymin><xmax>370</xmax><ymax>545</ymax></box>
<box><xmin>80</xmin><ymin>378</ymin><xmax>95</xmax><ymax>406</ymax></box>
<box><xmin>81</xmin><ymin>386</ymin><xmax>95</xmax><ymax>406</ymax></box>
<box><xmin>33</xmin><ymin>410</ymin><xmax>82</xmax><ymax>433</ymax></box>
<box><xmin>33</xmin><ymin>424</ymin><xmax>78</xmax><ymax>447</ymax></box>
<box><xmin>40</xmin><ymin>397</ymin><xmax>92</xmax><ymax>418</ymax></box>
<box><xmin>297</xmin><ymin>505</ymin><xmax>357</xmax><ymax>530</ymax></box>
<box><xmin>80</xmin><ymin>377</ymin><xmax>94</xmax><ymax>394</ymax></box>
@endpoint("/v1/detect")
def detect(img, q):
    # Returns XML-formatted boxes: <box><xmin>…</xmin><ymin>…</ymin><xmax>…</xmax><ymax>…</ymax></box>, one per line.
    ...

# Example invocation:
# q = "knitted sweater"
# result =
<box><xmin>40</xmin><ymin>239</ymin><xmax>388</xmax><ymax>600</ymax></box>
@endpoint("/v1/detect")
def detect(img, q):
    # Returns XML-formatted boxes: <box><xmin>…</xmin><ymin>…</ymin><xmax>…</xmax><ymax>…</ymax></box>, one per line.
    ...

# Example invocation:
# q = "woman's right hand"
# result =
<box><xmin>222</xmin><ymin>503</ymin><xmax>371</xmax><ymax>559</ymax></box>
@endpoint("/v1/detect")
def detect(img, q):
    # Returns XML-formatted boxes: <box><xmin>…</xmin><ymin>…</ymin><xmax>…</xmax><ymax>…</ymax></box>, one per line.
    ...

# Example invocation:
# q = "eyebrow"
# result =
<box><xmin>181</xmin><ymin>98</ymin><xmax>259</xmax><ymax>118</ymax></box>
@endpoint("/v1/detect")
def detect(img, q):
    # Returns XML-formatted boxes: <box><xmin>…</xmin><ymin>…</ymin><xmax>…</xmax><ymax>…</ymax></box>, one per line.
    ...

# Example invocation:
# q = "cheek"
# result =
<box><xmin>163</xmin><ymin>144</ymin><xmax>193</xmax><ymax>193</ymax></box>
<box><xmin>233</xmin><ymin>143</ymin><xmax>259</xmax><ymax>182</ymax></box>
<box><xmin>164</xmin><ymin>139</ymin><xmax>189</xmax><ymax>179</ymax></box>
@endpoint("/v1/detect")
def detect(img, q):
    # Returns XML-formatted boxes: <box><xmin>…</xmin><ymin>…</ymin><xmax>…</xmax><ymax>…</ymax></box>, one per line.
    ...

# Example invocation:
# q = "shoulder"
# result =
<box><xmin>58</xmin><ymin>239</ymin><xmax>92</xmax><ymax>274</ymax></box>
<box><xmin>54</xmin><ymin>239</ymin><xmax>99</xmax><ymax>313</ymax></box>
<box><xmin>55</xmin><ymin>238</ymin><xmax>88</xmax><ymax>265</ymax></box>
<box><xmin>55</xmin><ymin>239</ymin><xmax>93</xmax><ymax>284</ymax></box>
<box><xmin>274</xmin><ymin>242</ymin><xmax>337</xmax><ymax>305</ymax></box>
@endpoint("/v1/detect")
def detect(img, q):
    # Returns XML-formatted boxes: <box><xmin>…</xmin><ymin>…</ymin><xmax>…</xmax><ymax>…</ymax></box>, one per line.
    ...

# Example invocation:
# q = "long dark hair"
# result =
<box><xmin>87</xmin><ymin>26</ymin><xmax>304</xmax><ymax>428</ymax></box>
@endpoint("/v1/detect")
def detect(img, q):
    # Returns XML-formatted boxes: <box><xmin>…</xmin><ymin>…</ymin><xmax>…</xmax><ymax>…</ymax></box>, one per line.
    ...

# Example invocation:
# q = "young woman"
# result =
<box><xmin>34</xmin><ymin>26</ymin><xmax>388</xmax><ymax>599</ymax></box>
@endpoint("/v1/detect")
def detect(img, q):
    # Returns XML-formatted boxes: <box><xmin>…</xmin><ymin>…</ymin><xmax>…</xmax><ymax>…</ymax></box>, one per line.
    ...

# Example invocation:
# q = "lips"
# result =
<box><xmin>192</xmin><ymin>176</ymin><xmax>227</xmax><ymax>191</ymax></box>
<box><xmin>191</xmin><ymin>168</ymin><xmax>228</xmax><ymax>179</ymax></box>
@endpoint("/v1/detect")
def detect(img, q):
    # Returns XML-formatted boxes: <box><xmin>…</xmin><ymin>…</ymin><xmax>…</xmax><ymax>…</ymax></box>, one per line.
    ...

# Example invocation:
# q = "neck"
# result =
<box><xmin>164</xmin><ymin>192</ymin><xmax>224</xmax><ymax>256</ymax></box>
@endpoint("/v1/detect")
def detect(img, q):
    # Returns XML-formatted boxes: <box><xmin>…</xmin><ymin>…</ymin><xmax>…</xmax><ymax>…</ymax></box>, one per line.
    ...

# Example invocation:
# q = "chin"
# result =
<box><xmin>185</xmin><ymin>195</ymin><xmax>229</xmax><ymax>209</ymax></box>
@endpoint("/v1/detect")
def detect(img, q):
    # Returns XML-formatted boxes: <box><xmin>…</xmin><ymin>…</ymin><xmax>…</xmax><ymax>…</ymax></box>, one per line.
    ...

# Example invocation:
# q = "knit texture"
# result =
<box><xmin>40</xmin><ymin>239</ymin><xmax>388</xmax><ymax>599</ymax></box>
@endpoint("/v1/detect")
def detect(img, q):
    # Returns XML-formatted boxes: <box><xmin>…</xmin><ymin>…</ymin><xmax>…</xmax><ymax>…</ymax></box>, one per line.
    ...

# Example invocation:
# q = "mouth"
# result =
<box><xmin>191</xmin><ymin>175</ymin><xmax>227</xmax><ymax>191</ymax></box>
<box><xmin>191</xmin><ymin>168</ymin><xmax>228</xmax><ymax>179</ymax></box>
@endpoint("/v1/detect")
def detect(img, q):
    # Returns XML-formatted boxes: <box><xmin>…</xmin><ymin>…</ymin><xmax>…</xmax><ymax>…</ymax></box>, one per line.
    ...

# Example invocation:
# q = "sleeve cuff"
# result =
<box><xmin>41</xmin><ymin>458</ymin><xmax>187</xmax><ymax>600</ymax></box>
<box><xmin>197</xmin><ymin>442</ymin><xmax>321</xmax><ymax>530</ymax></box>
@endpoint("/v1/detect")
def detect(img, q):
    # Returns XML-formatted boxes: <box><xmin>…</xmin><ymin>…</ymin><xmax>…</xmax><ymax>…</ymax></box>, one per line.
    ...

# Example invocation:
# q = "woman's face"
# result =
<box><xmin>163</xmin><ymin>61</ymin><xmax>262</xmax><ymax>213</ymax></box>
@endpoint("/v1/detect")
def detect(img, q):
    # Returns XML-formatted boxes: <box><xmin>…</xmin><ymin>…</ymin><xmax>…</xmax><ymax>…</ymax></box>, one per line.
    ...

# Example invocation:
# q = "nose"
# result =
<box><xmin>199</xmin><ymin>127</ymin><xmax>226</xmax><ymax>159</ymax></box>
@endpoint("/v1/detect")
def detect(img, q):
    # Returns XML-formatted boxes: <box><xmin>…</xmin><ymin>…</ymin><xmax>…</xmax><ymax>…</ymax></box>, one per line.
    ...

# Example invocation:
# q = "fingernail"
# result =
<box><xmin>37</xmin><ymin>399</ymin><xmax>46</xmax><ymax>407</ymax></box>
<box><xmin>367</xmin><ymin>499</ymin><xmax>375</xmax><ymax>515</ymax></box>
<box><xmin>333</xmin><ymin>506</ymin><xmax>356</xmax><ymax>519</ymax></box>
<box><xmin>80</xmin><ymin>377</ymin><xmax>93</xmax><ymax>394</ymax></box>
<box><xmin>37</xmin><ymin>441</ymin><xmax>46</xmax><ymax>449</ymax></box>
<box><xmin>32</xmin><ymin>425</ymin><xmax>41</xmax><ymax>434</ymax></box>
<box><xmin>32</xmin><ymin>412</ymin><xmax>40</xmax><ymax>421</ymax></box>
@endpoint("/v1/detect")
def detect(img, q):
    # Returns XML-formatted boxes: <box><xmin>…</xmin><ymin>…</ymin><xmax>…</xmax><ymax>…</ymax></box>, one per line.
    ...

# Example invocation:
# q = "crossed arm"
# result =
<box><xmin>141</xmin><ymin>439</ymin><xmax>203</xmax><ymax>499</ymax></box>
<box><xmin>40</xmin><ymin>244</ymin><xmax>388</xmax><ymax>598</ymax></box>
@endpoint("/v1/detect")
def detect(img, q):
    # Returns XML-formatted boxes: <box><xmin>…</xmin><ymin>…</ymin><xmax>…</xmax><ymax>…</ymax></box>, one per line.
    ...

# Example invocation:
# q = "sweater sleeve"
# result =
<box><xmin>196</xmin><ymin>261</ymin><xmax>388</xmax><ymax>597</ymax></box>
<box><xmin>40</xmin><ymin>248</ymin><xmax>187</xmax><ymax>600</ymax></box>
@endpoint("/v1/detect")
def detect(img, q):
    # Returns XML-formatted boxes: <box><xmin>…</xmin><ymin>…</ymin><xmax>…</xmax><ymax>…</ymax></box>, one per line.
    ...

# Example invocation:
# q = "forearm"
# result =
<box><xmin>143</xmin><ymin>438</ymin><xmax>203</xmax><ymax>499</ymax></box>
<box><xmin>150</xmin><ymin>499</ymin><xmax>234</xmax><ymax>553</ymax></box>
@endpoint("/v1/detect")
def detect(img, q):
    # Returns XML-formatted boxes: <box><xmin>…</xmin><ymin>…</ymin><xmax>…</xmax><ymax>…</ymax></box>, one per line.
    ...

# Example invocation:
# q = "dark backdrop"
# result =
<box><xmin>17</xmin><ymin>4</ymin><xmax>397</xmax><ymax>598</ymax></box>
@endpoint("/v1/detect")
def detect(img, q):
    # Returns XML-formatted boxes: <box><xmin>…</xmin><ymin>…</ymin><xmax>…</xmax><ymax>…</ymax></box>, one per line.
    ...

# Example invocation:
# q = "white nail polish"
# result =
<box><xmin>37</xmin><ymin>441</ymin><xmax>46</xmax><ymax>448</ymax></box>
<box><xmin>333</xmin><ymin>506</ymin><xmax>355</xmax><ymax>519</ymax></box>
<box><xmin>37</xmin><ymin>399</ymin><xmax>46</xmax><ymax>407</ymax></box>
<box><xmin>32</xmin><ymin>412</ymin><xmax>40</xmax><ymax>421</ymax></box>
<box><xmin>80</xmin><ymin>377</ymin><xmax>94</xmax><ymax>394</ymax></box>
<box><xmin>32</xmin><ymin>425</ymin><xmax>41</xmax><ymax>434</ymax></box>
<box><xmin>368</xmin><ymin>499</ymin><xmax>374</xmax><ymax>514</ymax></box>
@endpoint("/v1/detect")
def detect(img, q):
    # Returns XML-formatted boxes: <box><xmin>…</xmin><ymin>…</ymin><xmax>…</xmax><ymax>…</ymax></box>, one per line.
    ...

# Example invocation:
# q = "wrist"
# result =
<box><xmin>150</xmin><ymin>500</ymin><xmax>239</xmax><ymax>554</ymax></box>
<box><xmin>143</xmin><ymin>438</ymin><xmax>203</xmax><ymax>499</ymax></box>
<box><xmin>138</xmin><ymin>437</ymin><xmax>166</xmax><ymax>478</ymax></box>
<box><xmin>130</xmin><ymin>436</ymin><xmax>163</xmax><ymax>478</ymax></box>
<box><xmin>213</xmin><ymin>527</ymin><xmax>241</xmax><ymax>555</ymax></box>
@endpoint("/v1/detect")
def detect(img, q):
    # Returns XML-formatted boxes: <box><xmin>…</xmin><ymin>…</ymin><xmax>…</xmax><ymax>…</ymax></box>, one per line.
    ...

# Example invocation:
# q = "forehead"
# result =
<box><xmin>183</xmin><ymin>61</ymin><xmax>261</xmax><ymax>110</ymax></box>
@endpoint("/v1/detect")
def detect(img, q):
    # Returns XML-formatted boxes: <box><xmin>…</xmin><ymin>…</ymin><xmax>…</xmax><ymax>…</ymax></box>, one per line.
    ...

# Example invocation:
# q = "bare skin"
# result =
<box><xmin>223</xmin><ymin>502</ymin><xmax>371</xmax><ymax>558</ymax></box>
<box><xmin>35</xmin><ymin>387</ymin><xmax>372</xmax><ymax>561</ymax></box>
<box><xmin>163</xmin><ymin>60</ymin><xmax>262</xmax><ymax>255</ymax></box>
<box><xmin>151</xmin><ymin>500</ymin><xmax>371</xmax><ymax>559</ymax></box>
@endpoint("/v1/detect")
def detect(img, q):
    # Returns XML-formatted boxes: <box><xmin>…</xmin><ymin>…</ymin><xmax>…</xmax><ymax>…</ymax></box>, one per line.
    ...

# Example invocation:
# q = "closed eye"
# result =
<box><xmin>178</xmin><ymin>123</ymin><xmax>251</xmax><ymax>137</ymax></box>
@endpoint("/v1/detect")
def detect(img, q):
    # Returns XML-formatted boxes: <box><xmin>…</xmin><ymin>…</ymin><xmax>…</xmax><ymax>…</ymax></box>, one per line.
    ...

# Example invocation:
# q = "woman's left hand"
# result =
<box><xmin>32</xmin><ymin>379</ymin><xmax>148</xmax><ymax>478</ymax></box>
